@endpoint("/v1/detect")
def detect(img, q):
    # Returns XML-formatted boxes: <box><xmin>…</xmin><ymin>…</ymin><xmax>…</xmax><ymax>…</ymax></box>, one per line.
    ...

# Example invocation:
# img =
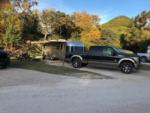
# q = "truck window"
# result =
<box><xmin>89</xmin><ymin>46</ymin><xmax>103</xmax><ymax>56</ymax></box>
<box><xmin>102</xmin><ymin>47</ymin><xmax>114</xmax><ymax>56</ymax></box>
<box><xmin>71</xmin><ymin>47</ymin><xmax>84</xmax><ymax>53</ymax></box>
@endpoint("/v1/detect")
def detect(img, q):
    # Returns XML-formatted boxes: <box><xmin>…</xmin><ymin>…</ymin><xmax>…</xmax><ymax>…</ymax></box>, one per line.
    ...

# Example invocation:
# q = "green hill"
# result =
<box><xmin>102</xmin><ymin>16</ymin><xmax>133</xmax><ymax>28</ymax></box>
<box><xmin>102</xmin><ymin>16</ymin><xmax>133</xmax><ymax>35</ymax></box>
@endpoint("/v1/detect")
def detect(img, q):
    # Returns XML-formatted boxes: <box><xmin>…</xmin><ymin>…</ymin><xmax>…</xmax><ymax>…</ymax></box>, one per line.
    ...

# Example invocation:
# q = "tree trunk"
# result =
<box><xmin>10</xmin><ymin>43</ymin><xmax>13</xmax><ymax>51</ymax></box>
<box><xmin>44</xmin><ymin>34</ymin><xmax>47</xmax><ymax>41</ymax></box>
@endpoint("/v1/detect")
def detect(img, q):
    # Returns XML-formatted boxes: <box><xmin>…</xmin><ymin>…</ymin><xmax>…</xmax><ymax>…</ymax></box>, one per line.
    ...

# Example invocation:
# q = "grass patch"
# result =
<box><xmin>10</xmin><ymin>60</ymin><xmax>85</xmax><ymax>75</ymax></box>
<box><xmin>10</xmin><ymin>60</ymin><xmax>112</xmax><ymax>79</ymax></box>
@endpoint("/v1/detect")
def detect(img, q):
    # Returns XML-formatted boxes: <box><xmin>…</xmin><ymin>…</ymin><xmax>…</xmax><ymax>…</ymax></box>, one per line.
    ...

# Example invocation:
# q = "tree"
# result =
<box><xmin>2</xmin><ymin>5</ymin><xmax>22</xmax><ymax>50</ymax></box>
<box><xmin>73</xmin><ymin>12</ymin><xmax>100</xmax><ymax>30</ymax></box>
<box><xmin>0</xmin><ymin>10</ymin><xmax>5</xmax><ymax>45</ymax></box>
<box><xmin>100</xmin><ymin>29</ymin><xmax>120</xmax><ymax>47</ymax></box>
<box><xmin>101</xmin><ymin>16</ymin><xmax>133</xmax><ymax>47</ymax></box>
<box><xmin>39</xmin><ymin>9</ymin><xmax>76</xmax><ymax>40</ymax></box>
<box><xmin>70</xmin><ymin>31</ymin><xmax>81</xmax><ymax>41</ymax></box>
<box><xmin>0</xmin><ymin>0</ymin><xmax>10</xmax><ymax>9</ymax></box>
<box><xmin>0</xmin><ymin>1</ymin><xmax>11</xmax><ymax>45</ymax></box>
<box><xmin>39</xmin><ymin>9</ymin><xmax>56</xmax><ymax>40</ymax></box>
<box><xmin>52</xmin><ymin>11</ymin><xmax>76</xmax><ymax>40</ymax></box>
<box><xmin>119</xmin><ymin>11</ymin><xmax>150</xmax><ymax>52</ymax></box>
<box><xmin>20</xmin><ymin>11</ymin><xmax>41</xmax><ymax>41</ymax></box>
<box><xmin>11</xmin><ymin>0</ymin><xmax>38</xmax><ymax>13</ymax></box>
<box><xmin>134</xmin><ymin>11</ymin><xmax>150</xmax><ymax>30</ymax></box>
<box><xmin>10</xmin><ymin>0</ymin><xmax>41</xmax><ymax>42</ymax></box>
<box><xmin>72</xmin><ymin>12</ymin><xmax>101</xmax><ymax>47</ymax></box>
<box><xmin>120</xmin><ymin>27</ymin><xmax>150</xmax><ymax>52</ymax></box>
<box><xmin>80</xmin><ymin>25</ymin><xmax>101</xmax><ymax>47</ymax></box>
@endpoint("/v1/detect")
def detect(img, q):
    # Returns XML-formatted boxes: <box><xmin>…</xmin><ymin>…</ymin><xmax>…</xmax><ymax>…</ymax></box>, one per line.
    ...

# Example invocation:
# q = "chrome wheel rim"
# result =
<box><xmin>122</xmin><ymin>64</ymin><xmax>131</xmax><ymax>73</ymax></box>
<box><xmin>73</xmin><ymin>60</ymin><xmax>79</xmax><ymax>68</ymax></box>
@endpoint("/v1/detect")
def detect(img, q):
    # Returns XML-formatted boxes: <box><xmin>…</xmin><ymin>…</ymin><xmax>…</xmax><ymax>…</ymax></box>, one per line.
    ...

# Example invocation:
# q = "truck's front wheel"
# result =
<box><xmin>120</xmin><ymin>61</ymin><xmax>134</xmax><ymax>74</ymax></box>
<box><xmin>72</xmin><ymin>58</ymin><xmax>82</xmax><ymax>68</ymax></box>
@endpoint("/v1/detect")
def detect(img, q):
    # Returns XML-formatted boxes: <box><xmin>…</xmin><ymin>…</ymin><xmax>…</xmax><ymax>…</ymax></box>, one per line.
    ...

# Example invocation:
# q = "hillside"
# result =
<box><xmin>102</xmin><ymin>16</ymin><xmax>133</xmax><ymax>35</ymax></box>
<box><xmin>102</xmin><ymin>16</ymin><xmax>133</xmax><ymax>28</ymax></box>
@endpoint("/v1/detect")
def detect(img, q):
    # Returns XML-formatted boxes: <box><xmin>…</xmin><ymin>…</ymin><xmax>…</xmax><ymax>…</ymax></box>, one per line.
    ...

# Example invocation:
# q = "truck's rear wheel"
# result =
<box><xmin>120</xmin><ymin>61</ymin><xmax>134</xmax><ymax>74</ymax></box>
<box><xmin>72</xmin><ymin>58</ymin><xmax>82</xmax><ymax>68</ymax></box>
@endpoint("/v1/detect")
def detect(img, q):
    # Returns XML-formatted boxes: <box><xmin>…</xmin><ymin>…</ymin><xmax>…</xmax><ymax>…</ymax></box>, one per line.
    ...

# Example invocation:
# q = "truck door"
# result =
<box><xmin>101</xmin><ymin>47</ymin><xmax>119</xmax><ymax>66</ymax></box>
<box><xmin>87</xmin><ymin>46</ymin><xmax>103</xmax><ymax>64</ymax></box>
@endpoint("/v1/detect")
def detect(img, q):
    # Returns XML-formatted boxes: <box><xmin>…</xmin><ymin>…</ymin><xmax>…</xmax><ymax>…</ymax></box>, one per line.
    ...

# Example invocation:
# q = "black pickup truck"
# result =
<box><xmin>0</xmin><ymin>48</ymin><xmax>10</xmax><ymax>69</ymax></box>
<box><xmin>70</xmin><ymin>46</ymin><xmax>140</xmax><ymax>74</ymax></box>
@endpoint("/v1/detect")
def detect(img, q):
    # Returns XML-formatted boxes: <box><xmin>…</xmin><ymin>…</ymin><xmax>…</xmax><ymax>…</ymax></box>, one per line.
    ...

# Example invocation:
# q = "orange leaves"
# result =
<box><xmin>74</xmin><ymin>12</ymin><xmax>93</xmax><ymax>30</ymax></box>
<box><xmin>73</xmin><ymin>12</ymin><xmax>100</xmax><ymax>30</ymax></box>
<box><xmin>73</xmin><ymin>12</ymin><xmax>101</xmax><ymax>47</ymax></box>
<box><xmin>81</xmin><ymin>25</ymin><xmax>101</xmax><ymax>47</ymax></box>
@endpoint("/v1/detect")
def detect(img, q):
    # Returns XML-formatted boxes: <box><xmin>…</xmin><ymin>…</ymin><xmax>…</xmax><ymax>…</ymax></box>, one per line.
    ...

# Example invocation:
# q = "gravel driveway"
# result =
<box><xmin>0</xmin><ymin>68</ymin><xmax>150</xmax><ymax>113</ymax></box>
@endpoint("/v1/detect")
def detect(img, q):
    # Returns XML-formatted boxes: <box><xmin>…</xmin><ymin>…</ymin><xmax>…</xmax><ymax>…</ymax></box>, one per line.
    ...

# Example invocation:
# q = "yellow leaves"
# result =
<box><xmin>74</xmin><ymin>12</ymin><xmax>92</xmax><ymax>30</ymax></box>
<box><xmin>22</xmin><ymin>1</ymin><xmax>30</xmax><ymax>11</ymax></box>
<box><xmin>0</xmin><ymin>0</ymin><xmax>10</xmax><ymax>9</ymax></box>
<box><xmin>141</xmin><ymin>29</ymin><xmax>150</xmax><ymax>40</ymax></box>
<box><xmin>5</xmin><ymin>12</ymin><xmax>22</xmax><ymax>34</ymax></box>
<box><xmin>0</xmin><ymin>18</ymin><xmax>5</xmax><ymax>31</ymax></box>
<box><xmin>73</xmin><ymin>12</ymin><xmax>100</xmax><ymax>30</ymax></box>
<box><xmin>81</xmin><ymin>25</ymin><xmax>101</xmax><ymax>47</ymax></box>
<box><xmin>0</xmin><ymin>4</ymin><xmax>22</xmax><ymax>45</ymax></box>
<box><xmin>0</xmin><ymin>5</ymin><xmax>23</xmax><ymax>47</ymax></box>
<box><xmin>73</xmin><ymin>12</ymin><xmax>101</xmax><ymax>47</ymax></box>
<box><xmin>123</xmin><ymin>27</ymin><xmax>150</xmax><ymax>47</ymax></box>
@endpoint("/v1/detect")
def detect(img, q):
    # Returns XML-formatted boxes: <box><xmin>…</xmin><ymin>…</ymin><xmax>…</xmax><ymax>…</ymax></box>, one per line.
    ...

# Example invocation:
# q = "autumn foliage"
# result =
<box><xmin>0</xmin><ymin>0</ymin><xmax>150</xmax><ymax>53</ymax></box>
<box><xmin>73</xmin><ymin>12</ymin><xmax>101</xmax><ymax>46</ymax></box>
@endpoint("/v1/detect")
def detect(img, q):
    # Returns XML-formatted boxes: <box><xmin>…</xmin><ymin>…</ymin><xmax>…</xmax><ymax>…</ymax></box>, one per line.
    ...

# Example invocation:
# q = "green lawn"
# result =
<box><xmin>10</xmin><ymin>60</ymin><xmax>84</xmax><ymax>74</ymax></box>
<box><xmin>10</xmin><ymin>60</ymin><xmax>112</xmax><ymax>79</ymax></box>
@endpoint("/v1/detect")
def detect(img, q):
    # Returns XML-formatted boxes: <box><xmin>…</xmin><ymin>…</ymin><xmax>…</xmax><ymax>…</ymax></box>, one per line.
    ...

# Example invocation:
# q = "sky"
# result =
<box><xmin>38</xmin><ymin>0</ymin><xmax>150</xmax><ymax>23</ymax></box>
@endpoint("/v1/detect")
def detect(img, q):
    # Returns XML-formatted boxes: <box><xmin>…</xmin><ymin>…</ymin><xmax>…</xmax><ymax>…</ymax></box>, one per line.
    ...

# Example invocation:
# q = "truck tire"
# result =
<box><xmin>140</xmin><ymin>56</ymin><xmax>147</xmax><ymax>63</ymax></box>
<box><xmin>120</xmin><ymin>61</ymin><xmax>134</xmax><ymax>74</ymax></box>
<box><xmin>72</xmin><ymin>58</ymin><xmax>82</xmax><ymax>68</ymax></box>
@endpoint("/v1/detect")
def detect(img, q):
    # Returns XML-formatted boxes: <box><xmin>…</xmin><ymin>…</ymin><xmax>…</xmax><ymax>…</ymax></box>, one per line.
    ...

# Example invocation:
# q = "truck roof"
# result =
<box><xmin>90</xmin><ymin>45</ymin><xmax>114</xmax><ymax>48</ymax></box>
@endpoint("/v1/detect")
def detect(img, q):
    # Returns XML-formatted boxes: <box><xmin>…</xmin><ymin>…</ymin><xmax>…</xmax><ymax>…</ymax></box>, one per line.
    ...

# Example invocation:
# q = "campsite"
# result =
<box><xmin>0</xmin><ymin>0</ymin><xmax>150</xmax><ymax>113</ymax></box>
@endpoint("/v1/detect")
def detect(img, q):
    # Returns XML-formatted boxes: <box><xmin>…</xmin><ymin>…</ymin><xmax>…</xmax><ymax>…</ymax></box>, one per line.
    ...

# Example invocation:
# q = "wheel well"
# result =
<box><xmin>71</xmin><ymin>57</ymin><xmax>82</xmax><ymax>62</ymax></box>
<box><xmin>119</xmin><ymin>60</ymin><xmax>134</xmax><ymax>67</ymax></box>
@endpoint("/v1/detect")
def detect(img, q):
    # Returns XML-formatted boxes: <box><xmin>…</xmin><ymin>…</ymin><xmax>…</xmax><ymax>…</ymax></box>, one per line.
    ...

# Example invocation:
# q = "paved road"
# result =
<box><xmin>0</xmin><ymin>68</ymin><xmax>150</xmax><ymax>113</ymax></box>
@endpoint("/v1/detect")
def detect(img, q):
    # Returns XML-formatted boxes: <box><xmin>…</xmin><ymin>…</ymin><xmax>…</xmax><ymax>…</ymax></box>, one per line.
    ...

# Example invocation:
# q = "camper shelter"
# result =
<box><xmin>41</xmin><ymin>40</ymin><xmax>85</xmax><ymax>60</ymax></box>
